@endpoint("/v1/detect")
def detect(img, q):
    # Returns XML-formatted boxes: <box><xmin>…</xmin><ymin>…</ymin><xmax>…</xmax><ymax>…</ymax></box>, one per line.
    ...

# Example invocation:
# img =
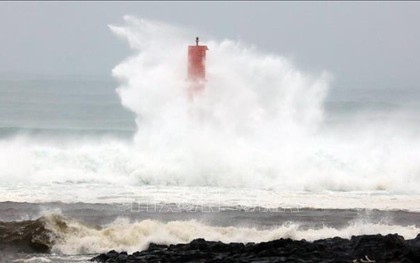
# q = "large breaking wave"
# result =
<box><xmin>0</xmin><ymin>16</ymin><xmax>419</xmax><ymax>202</ymax></box>
<box><xmin>108</xmin><ymin>16</ymin><xmax>420</xmax><ymax>193</ymax></box>
<box><xmin>2</xmin><ymin>213</ymin><xmax>418</xmax><ymax>255</ymax></box>
<box><xmin>42</xmin><ymin>214</ymin><xmax>420</xmax><ymax>255</ymax></box>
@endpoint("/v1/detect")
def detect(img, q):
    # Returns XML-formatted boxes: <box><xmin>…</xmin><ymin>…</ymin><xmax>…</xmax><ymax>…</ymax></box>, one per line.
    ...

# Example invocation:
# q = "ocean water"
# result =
<box><xmin>1</xmin><ymin>17</ymin><xmax>420</xmax><ymax>262</ymax></box>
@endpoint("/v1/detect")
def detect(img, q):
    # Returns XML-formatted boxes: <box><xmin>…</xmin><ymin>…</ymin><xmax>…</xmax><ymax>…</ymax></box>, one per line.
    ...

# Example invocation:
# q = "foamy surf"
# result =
<box><xmin>43</xmin><ymin>214</ymin><xmax>420</xmax><ymax>255</ymax></box>
<box><xmin>1</xmin><ymin>17</ymin><xmax>420</xmax><ymax>208</ymax></box>
<box><xmin>1</xmin><ymin>2</ymin><xmax>420</xmax><ymax>263</ymax></box>
<box><xmin>1</xmin><ymin>185</ymin><xmax>420</xmax><ymax>212</ymax></box>
<box><xmin>2</xmin><ymin>203</ymin><xmax>420</xmax><ymax>262</ymax></box>
<box><xmin>3</xmin><ymin>212</ymin><xmax>416</xmax><ymax>255</ymax></box>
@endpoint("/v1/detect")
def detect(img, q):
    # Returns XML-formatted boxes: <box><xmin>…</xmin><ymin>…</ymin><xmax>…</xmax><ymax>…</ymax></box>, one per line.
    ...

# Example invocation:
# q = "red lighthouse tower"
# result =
<box><xmin>187</xmin><ymin>37</ymin><xmax>208</xmax><ymax>100</ymax></box>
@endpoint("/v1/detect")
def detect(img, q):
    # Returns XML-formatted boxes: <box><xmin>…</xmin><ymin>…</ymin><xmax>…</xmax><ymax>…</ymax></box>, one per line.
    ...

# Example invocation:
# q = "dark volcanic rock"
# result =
<box><xmin>90</xmin><ymin>234</ymin><xmax>420</xmax><ymax>263</ymax></box>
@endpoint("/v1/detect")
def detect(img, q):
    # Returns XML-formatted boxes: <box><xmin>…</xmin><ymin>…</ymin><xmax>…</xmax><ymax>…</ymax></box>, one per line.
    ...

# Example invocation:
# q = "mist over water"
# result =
<box><xmin>108</xmin><ymin>16</ymin><xmax>330</xmax><ymax>189</ymax></box>
<box><xmin>107</xmin><ymin>16</ymin><xmax>420</xmax><ymax>193</ymax></box>
<box><xmin>0</xmin><ymin>16</ymin><xmax>419</xmax><ymax>206</ymax></box>
<box><xmin>1</xmin><ymin>16</ymin><xmax>420</xmax><ymax>261</ymax></box>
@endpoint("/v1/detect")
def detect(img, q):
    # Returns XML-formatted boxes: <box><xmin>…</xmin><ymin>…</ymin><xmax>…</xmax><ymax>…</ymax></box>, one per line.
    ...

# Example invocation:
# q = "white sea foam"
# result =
<box><xmin>45</xmin><ymin>214</ymin><xmax>420</xmax><ymax>255</ymax></box>
<box><xmin>0</xmin><ymin>16</ymin><xmax>420</xmax><ymax>209</ymax></box>
<box><xmin>107</xmin><ymin>16</ymin><xmax>420</xmax><ymax>194</ymax></box>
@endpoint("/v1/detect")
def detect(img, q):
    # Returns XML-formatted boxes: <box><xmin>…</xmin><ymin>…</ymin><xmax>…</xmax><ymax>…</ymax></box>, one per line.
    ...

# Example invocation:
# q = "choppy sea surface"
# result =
<box><xmin>0</xmin><ymin>75</ymin><xmax>419</xmax><ymax>262</ymax></box>
<box><xmin>1</xmin><ymin>18</ymin><xmax>420</xmax><ymax>262</ymax></box>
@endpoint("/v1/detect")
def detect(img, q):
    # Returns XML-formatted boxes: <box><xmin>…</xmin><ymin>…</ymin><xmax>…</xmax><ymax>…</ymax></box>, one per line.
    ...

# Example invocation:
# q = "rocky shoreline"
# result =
<box><xmin>90</xmin><ymin>234</ymin><xmax>420</xmax><ymax>263</ymax></box>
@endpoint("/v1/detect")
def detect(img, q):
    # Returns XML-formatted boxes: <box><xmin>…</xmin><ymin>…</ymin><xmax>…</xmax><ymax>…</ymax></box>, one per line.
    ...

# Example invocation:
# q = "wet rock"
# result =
<box><xmin>90</xmin><ymin>253</ymin><xmax>109</xmax><ymax>262</ymax></box>
<box><xmin>147</xmin><ymin>243</ymin><xmax>168</xmax><ymax>251</ymax></box>
<box><xmin>90</xmin><ymin>234</ymin><xmax>420</xmax><ymax>263</ymax></box>
<box><xmin>406</xmin><ymin>234</ymin><xmax>420</xmax><ymax>261</ymax></box>
<box><xmin>106</xmin><ymin>250</ymin><xmax>119</xmax><ymax>258</ymax></box>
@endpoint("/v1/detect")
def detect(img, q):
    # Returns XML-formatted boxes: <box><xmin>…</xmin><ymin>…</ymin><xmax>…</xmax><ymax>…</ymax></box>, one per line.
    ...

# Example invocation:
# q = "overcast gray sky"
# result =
<box><xmin>0</xmin><ymin>1</ymin><xmax>419</xmax><ymax>90</ymax></box>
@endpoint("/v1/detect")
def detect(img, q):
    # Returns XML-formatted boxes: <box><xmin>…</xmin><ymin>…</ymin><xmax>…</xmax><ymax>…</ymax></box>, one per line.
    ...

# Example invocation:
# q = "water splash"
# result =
<box><xmin>108</xmin><ymin>16</ymin><xmax>335</xmax><ymax>189</ymax></box>
<box><xmin>49</xmin><ymin>215</ymin><xmax>420</xmax><ymax>254</ymax></box>
<box><xmin>0</xmin><ymin>16</ymin><xmax>419</xmax><ymax>201</ymax></box>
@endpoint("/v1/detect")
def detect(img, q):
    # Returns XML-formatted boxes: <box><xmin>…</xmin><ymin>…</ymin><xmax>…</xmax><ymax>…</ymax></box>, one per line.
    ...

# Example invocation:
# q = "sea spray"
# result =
<box><xmin>109</xmin><ymin>16</ymin><xmax>332</xmax><ymax>189</ymax></box>
<box><xmin>0</xmin><ymin>17</ymin><xmax>419</xmax><ymax>202</ymax></box>
<box><xmin>47</xmin><ymin>214</ymin><xmax>420</xmax><ymax>254</ymax></box>
<box><xmin>108</xmin><ymin>16</ymin><xmax>420</xmax><ymax>193</ymax></box>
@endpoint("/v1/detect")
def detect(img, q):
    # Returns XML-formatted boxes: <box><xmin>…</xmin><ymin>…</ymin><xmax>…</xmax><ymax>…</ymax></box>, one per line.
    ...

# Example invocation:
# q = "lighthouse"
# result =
<box><xmin>187</xmin><ymin>37</ymin><xmax>208</xmax><ymax>100</ymax></box>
